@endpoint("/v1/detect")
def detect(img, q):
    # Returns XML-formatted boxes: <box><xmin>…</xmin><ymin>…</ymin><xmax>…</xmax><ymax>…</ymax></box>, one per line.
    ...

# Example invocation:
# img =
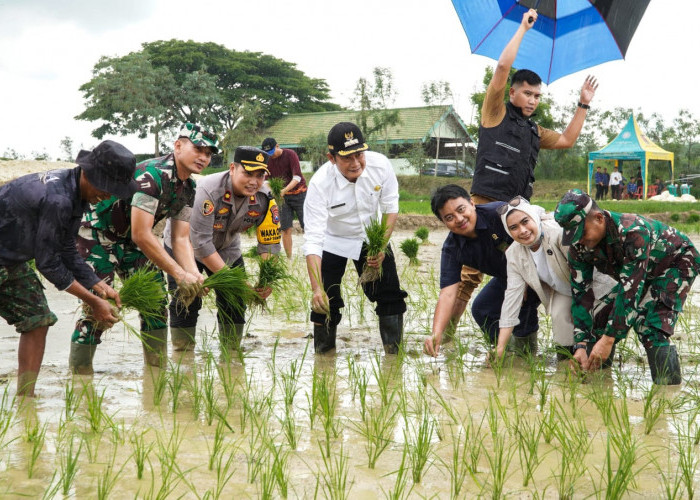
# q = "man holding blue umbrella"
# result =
<box><xmin>455</xmin><ymin>8</ymin><xmax>599</xmax><ymax>310</ymax></box>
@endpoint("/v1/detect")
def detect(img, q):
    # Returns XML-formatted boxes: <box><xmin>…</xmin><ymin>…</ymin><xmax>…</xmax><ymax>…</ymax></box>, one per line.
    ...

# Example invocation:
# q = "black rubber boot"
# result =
<box><xmin>171</xmin><ymin>326</ymin><xmax>196</xmax><ymax>352</ymax></box>
<box><xmin>313</xmin><ymin>323</ymin><xmax>337</xmax><ymax>354</ymax></box>
<box><xmin>509</xmin><ymin>331</ymin><xmax>538</xmax><ymax>357</ymax></box>
<box><xmin>69</xmin><ymin>342</ymin><xmax>97</xmax><ymax>375</ymax></box>
<box><xmin>378</xmin><ymin>314</ymin><xmax>403</xmax><ymax>354</ymax></box>
<box><xmin>142</xmin><ymin>328</ymin><xmax>168</xmax><ymax>367</ymax></box>
<box><xmin>645</xmin><ymin>344</ymin><xmax>681</xmax><ymax>385</ymax></box>
<box><xmin>219</xmin><ymin>323</ymin><xmax>244</xmax><ymax>351</ymax></box>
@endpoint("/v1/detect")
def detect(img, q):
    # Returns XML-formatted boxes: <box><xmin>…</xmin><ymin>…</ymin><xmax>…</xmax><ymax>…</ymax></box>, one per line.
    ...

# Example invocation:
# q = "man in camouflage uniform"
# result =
<box><xmin>70</xmin><ymin>123</ymin><xmax>218</xmax><ymax>373</ymax></box>
<box><xmin>0</xmin><ymin>140</ymin><xmax>137</xmax><ymax>395</ymax></box>
<box><xmin>554</xmin><ymin>189</ymin><xmax>700</xmax><ymax>384</ymax></box>
<box><xmin>164</xmin><ymin>146</ymin><xmax>281</xmax><ymax>352</ymax></box>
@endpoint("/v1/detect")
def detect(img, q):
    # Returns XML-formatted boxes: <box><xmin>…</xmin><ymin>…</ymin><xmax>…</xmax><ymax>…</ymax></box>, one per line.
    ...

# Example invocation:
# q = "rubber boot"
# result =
<box><xmin>645</xmin><ymin>344</ymin><xmax>681</xmax><ymax>385</ymax></box>
<box><xmin>313</xmin><ymin>323</ymin><xmax>337</xmax><ymax>354</ymax></box>
<box><xmin>509</xmin><ymin>331</ymin><xmax>538</xmax><ymax>357</ymax></box>
<box><xmin>379</xmin><ymin>314</ymin><xmax>403</xmax><ymax>354</ymax></box>
<box><xmin>142</xmin><ymin>328</ymin><xmax>168</xmax><ymax>367</ymax></box>
<box><xmin>219</xmin><ymin>323</ymin><xmax>244</xmax><ymax>351</ymax></box>
<box><xmin>171</xmin><ymin>326</ymin><xmax>196</xmax><ymax>352</ymax></box>
<box><xmin>69</xmin><ymin>342</ymin><xmax>97</xmax><ymax>375</ymax></box>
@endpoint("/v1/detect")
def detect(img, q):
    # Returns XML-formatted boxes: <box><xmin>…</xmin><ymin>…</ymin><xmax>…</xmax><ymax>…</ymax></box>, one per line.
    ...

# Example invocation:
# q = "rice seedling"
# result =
<box><xmin>641</xmin><ymin>382</ymin><xmax>668</xmax><ymax>434</ymax></box>
<box><xmin>269</xmin><ymin>441</ymin><xmax>291</xmax><ymax>498</ymax></box>
<box><xmin>438</xmin><ymin>426</ymin><xmax>472</xmax><ymax>498</ymax></box>
<box><xmin>251</xmin><ymin>254</ymin><xmax>293</xmax><ymax>309</ymax></box>
<box><xmin>592</xmin><ymin>432</ymin><xmax>642</xmax><ymax>500</ymax></box>
<box><xmin>81</xmin><ymin>430</ymin><xmax>101</xmax><ymax>463</ymax></box>
<box><xmin>40</xmin><ymin>471</ymin><xmax>61</xmax><ymax>500</ymax></box>
<box><xmin>149</xmin><ymin>366</ymin><xmax>169</xmax><ymax>407</ymax></box>
<box><xmin>167</xmin><ymin>360</ymin><xmax>186</xmax><ymax>413</ymax></box>
<box><xmin>370</xmin><ymin>350</ymin><xmax>397</xmax><ymax>406</ymax></box>
<box><xmin>481</xmin><ymin>432</ymin><xmax>516</xmax><ymax>499</ymax></box>
<box><xmin>550</xmin><ymin>400</ymin><xmax>591</xmax><ymax>499</ymax></box>
<box><xmin>84</xmin><ymin>384</ymin><xmax>108</xmax><ymax>433</ymax></box>
<box><xmin>675</xmin><ymin>421</ymin><xmax>699</xmax><ymax>500</ymax></box>
<box><xmin>405</xmin><ymin>401</ymin><xmax>435</xmax><ymax>484</ymax></box>
<box><xmin>207</xmin><ymin>419</ymin><xmax>227</xmax><ymax>471</ymax></box>
<box><xmin>267</xmin><ymin>176</ymin><xmax>285</xmax><ymax>205</ymax></box>
<box><xmin>317</xmin><ymin>442</ymin><xmax>352</xmax><ymax>500</ymax></box>
<box><xmin>202</xmin><ymin>353</ymin><xmax>219</xmax><ymax>426</ymax></box>
<box><xmin>186</xmin><ymin>362</ymin><xmax>203</xmax><ymax>421</ymax></box>
<box><xmin>153</xmin><ymin>421</ymin><xmax>186</xmax><ymax>498</ymax></box>
<box><xmin>25</xmin><ymin>418</ymin><xmax>47</xmax><ymax>478</ymax></box>
<box><xmin>176</xmin><ymin>265</ymin><xmax>253</xmax><ymax>313</ymax></box>
<box><xmin>653</xmin><ymin>447</ymin><xmax>685</xmax><ymax>500</ymax></box>
<box><xmin>414</xmin><ymin>226</ymin><xmax>429</xmax><ymax>244</ymax></box>
<box><xmin>317</xmin><ymin>370</ymin><xmax>340</xmax><ymax>458</ymax></box>
<box><xmin>0</xmin><ymin>385</ymin><xmax>15</xmax><ymax>451</ymax></box>
<box><xmin>382</xmin><ymin>444</ymin><xmax>415</xmax><ymax>500</ymax></box>
<box><xmin>245</xmin><ymin>414</ymin><xmax>270</xmax><ymax>484</ymax></box>
<box><xmin>96</xmin><ymin>447</ymin><xmax>126</xmax><ymax>500</ymax></box>
<box><xmin>129</xmin><ymin>428</ymin><xmax>154</xmax><ymax>480</ymax></box>
<box><xmin>59</xmin><ymin>433</ymin><xmax>83</xmax><ymax>496</ymax></box>
<box><xmin>514</xmin><ymin>414</ymin><xmax>545</xmax><ymax>487</ymax></box>
<box><xmin>359</xmin><ymin>217</ymin><xmax>390</xmax><ymax>284</ymax></box>
<box><xmin>63</xmin><ymin>377</ymin><xmax>81</xmax><ymax>421</ymax></box>
<box><xmin>399</xmin><ymin>238</ymin><xmax>420</xmax><ymax>266</ymax></box>
<box><xmin>208</xmin><ymin>447</ymin><xmax>237</xmax><ymax>500</ymax></box>
<box><xmin>352</xmin><ymin>395</ymin><xmax>398</xmax><ymax>468</ymax></box>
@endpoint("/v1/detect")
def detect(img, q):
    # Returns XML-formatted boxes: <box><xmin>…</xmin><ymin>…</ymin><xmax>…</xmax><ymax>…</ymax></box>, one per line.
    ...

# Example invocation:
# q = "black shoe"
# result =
<box><xmin>314</xmin><ymin>323</ymin><xmax>337</xmax><ymax>354</ymax></box>
<box><xmin>379</xmin><ymin>314</ymin><xmax>403</xmax><ymax>354</ymax></box>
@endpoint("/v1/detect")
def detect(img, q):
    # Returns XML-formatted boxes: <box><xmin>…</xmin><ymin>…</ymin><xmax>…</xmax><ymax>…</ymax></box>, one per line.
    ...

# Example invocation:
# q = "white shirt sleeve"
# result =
<box><xmin>302</xmin><ymin>167</ymin><xmax>329</xmax><ymax>257</ymax></box>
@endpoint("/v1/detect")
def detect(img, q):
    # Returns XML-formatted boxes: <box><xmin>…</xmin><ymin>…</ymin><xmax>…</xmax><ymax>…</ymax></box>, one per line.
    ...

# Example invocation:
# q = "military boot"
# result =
<box><xmin>171</xmin><ymin>326</ymin><xmax>196</xmax><ymax>352</ymax></box>
<box><xmin>509</xmin><ymin>331</ymin><xmax>538</xmax><ymax>357</ymax></box>
<box><xmin>645</xmin><ymin>344</ymin><xmax>681</xmax><ymax>385</ymax></box>
<box><xmin>142</xmin><ymin>328</ymin><xmax>168</xmax><ymax>367</ymax></box>
<box><xmin>69</xmin><ymin>342</ymin><xmax>97</xmax><ymax>375</ymax></box>
<box><xmin>219</xmin><ymin>323</ymin><xmax>245</xmax><ymax>352</ymax></box>
<box><xmin>378</xmin><ymin>314</ymin><xmax>403</xmax><ymax>354</ymax></box>
<box><xmin>313</xmin><ymin>323</ymin><xmax>337</xmax><ymax>354</ymax></box>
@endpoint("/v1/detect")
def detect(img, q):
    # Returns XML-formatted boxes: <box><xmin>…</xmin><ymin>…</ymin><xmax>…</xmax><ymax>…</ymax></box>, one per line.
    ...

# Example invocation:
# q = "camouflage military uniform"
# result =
<box><xmin>568</xmin><ymin>210</ymin><xmax>700</xmax><ymax>347</ymax></box>
<box><xmin>72</xmin><ymin>154</ymin><xmax>196</xmax><ymax>345</ymax></box>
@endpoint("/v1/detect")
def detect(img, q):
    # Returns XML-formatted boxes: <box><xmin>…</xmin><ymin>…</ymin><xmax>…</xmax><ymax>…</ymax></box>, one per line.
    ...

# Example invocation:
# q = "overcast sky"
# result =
<box><xmin>1</xmin><ymin>0</ymin><xmax>698</xmax><ymax>159</ymax></box>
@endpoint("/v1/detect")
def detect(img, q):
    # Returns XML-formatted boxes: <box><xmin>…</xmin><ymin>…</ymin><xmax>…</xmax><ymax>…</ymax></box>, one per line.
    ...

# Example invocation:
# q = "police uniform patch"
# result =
<box><xmin>249</xmin><ymin>195</ymin><xmax>256</xmax><ymax>202</ymax></box>
<box><xmin>202</xmin><ymin>200</ymin><xmax>215</xmax><ymax>216</ymax></box>
<box><xmin>224</xmin><ymin>191</ymin><xmax>232</xmax><ymax>201</ymax></box>
<box><xmin>271</xmin><ymin>205</ymin><xmax>280</xmax><ymax>224</ymax></box>
<box><xmin>218</xmin><ymin>207</ymin><xmax>229</xmax><ymax>215</ymax></box>
<box><xmin>247</xmin><ymin>210</ymin><xmax>261</xmax><ymax>217</ymax></box>
<box><xmin>213</xmin><ymin>222</ymin><xmax>223</xmax><ymax>230</ymax></box>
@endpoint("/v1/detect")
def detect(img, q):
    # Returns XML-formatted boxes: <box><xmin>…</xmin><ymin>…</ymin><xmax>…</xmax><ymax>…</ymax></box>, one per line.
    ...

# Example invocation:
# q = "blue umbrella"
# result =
<box><xmin>451</xmin><ymin>0</ymin><xmax>651</xmax><ymax>84</ymax></box>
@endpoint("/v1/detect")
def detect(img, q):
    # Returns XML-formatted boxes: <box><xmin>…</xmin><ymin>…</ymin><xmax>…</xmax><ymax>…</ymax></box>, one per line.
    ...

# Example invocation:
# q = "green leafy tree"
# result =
<box><xmin>405</xmin><ymin>142</ymin><xmax>429</xmax><ymax>175</ymax></box>
<box><xmin>421</xmin><ymin>80</ymin><xmax>453</xmax><ymax>106</ymax></box>
<box><xmin>352</xmin><ymin>67</ymin><xmax>401</xmax><ymax>155</ymax></box>
<box><xmin>299</xmin><ymin>133</ymin><xmax>328</xmax><ymax>170</ymax></box>
<box><xmin>76</xmin><ymin>52</ymin><xmax>183</xmax><ymax>156</ymax></box>
<box><xmin>59</xmin><ymin>137</ymin><xmax>74</xmax><ymax>162</ymax></box>
<box><xmin>670</xmin><ymin>109</ymin><xmax>700</xmax><ymax>173</ymax></box>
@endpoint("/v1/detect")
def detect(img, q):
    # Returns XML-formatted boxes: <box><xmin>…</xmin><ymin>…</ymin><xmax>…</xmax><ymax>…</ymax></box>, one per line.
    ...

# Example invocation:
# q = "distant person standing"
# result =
<box><xmin>460</xmin><ymin>7</ymin><xmax>599</xmax><ymax>311</ymax></box>
<box><xmin>602</xmin><ymin>168</ymin><xmax>610</xmax><ymax>199</ymax></box>
<box><xmin>594</xmin><ymin>166</ymin><xmax>605</xmax><ymax>200</ymax></box>
<box><xmin>655</xmin><ymin>177</ymin><xmax>666</xmax><ymax>194</ymax></box>
<box><xmin>261</xmin><ymin>137</ymin><xmax>307</xmax><ymax>258</ymax></box>
<box><xmin>609</xmin><ymin>165</ymin><xmax>623</xmax><ymax>200</ymax></box>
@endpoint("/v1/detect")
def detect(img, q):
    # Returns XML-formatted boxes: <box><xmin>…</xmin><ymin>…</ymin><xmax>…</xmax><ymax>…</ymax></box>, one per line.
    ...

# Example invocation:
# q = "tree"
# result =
<box><xmin>352</xmin><ymin>67</ymin><xmax>401</xmax><ymax>155</ymax></box>
<box><xmin>421</xmin><ymin>80</ymin><xmax>453</xmax><ymax>106</ymax></box>
<box><xmin>670</xmin><ymin>109</ymin><xmax>700</xmax><ymax>173</ymax></box>
<box><xmin>76</xmin><ymin>52</ymin><xmax>183</xmax><ymax>156</ymax></box>
<box><xmin>59</xmin><ymin>137</ymin><xmax>74</xmax><ymax>162</ymax></box>
<box><xmin>77</xmin><ymin>40</ymin><xmax>341</xmax><ymax>157</ymax></box>
<box><xmin>405</xmin><ymin>142</ymin><xmax>429</xmax><ymax>175</ymax></box>
<box><xmin>298</xmin><ymin>133</ymin><xmax>328</xmax><ymax>171</ymax></box>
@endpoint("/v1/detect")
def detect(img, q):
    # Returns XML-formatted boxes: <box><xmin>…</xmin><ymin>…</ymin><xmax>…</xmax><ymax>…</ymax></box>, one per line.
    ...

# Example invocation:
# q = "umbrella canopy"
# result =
<box><xmin>452</xmin><ymin>0</ymin><xmax>650</xmax><ymax>84</ymax></box>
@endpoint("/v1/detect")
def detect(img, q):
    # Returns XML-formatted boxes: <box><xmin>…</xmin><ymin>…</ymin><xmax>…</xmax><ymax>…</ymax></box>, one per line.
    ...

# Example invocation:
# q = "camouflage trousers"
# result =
<box><xmin>72</xmin><ymin>232</ymin><xmax>168</xmax><ymax>345</ymax></box>
<box><xmin>0</xmin><ymin>262</ymin><xmax>57</xmax><ymax>333</ymax></box>
<box><xmin>590</xmin><ymin>270</ymin><xmax>697</xmax><ymax>348</ymax></box>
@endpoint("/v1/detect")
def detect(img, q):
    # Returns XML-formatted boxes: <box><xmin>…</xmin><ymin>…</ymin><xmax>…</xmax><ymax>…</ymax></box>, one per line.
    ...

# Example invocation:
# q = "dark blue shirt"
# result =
<box><xmin>595</xmin><ymin>171</ymin><xmax>605</xmax><ymax>184</ymax></box>
<box><xmin>439</xmin><ymin>202</ymin><xmax>512</xmax><ymax>288</ymax></box>
<box><xmin>0</xmin><ymin>167</ymin><xmax>99</xmax><ymax>290</ymax></box>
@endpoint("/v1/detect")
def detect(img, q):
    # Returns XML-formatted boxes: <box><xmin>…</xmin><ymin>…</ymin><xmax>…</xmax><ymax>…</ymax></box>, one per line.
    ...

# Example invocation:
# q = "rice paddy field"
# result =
<box><xmin>1</xmin><ymin>227</ymin><xmax>700</xmax><ymax>499</ymax></box>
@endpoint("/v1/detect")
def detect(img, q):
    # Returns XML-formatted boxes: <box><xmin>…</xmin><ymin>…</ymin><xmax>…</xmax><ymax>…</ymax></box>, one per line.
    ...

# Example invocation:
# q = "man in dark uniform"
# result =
<box><xmin>554</xmin><ymin>189</ymin><xmax>700</xmax><ymax>384</ymax></box>
<box><xmin>423</xmin><ymin>185</ymin><xmax>540</xmax><ymax>357</ymax></box>
<box><xmin>261</xmin><ymin>137</ymin><xmax>307</xmax><ymax>258</ymax></box>
<box><xmin>457</xmin><ymin>7</ymin><xmax>599</xmax><ymax>316</ymax></box>
<box><xmin>0</xmin><ymin>140</ymin><xmax>137</xmax><ymax>395</ymax></box>
<box><xmin>166</xmin><ymin>146</ymin><xmax>281</xmax><ymax>352</ymax></box>
<box><xmin>70</xmin><ymin>123</ymin><xmax>218</xmax><ymax>373</ymax></box>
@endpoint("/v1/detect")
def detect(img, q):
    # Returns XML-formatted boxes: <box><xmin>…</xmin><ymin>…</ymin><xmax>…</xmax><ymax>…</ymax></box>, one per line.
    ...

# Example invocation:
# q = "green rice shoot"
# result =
<box><xmin>251</xmin><ymin>254</ymin><xmax>293</xmax><ymax>309</ymax></box>
<box><xmin>400</xmin><ymin>238</ymin><xmax>420</xmax><ymax>266</ymax></box>
<box><xmin>359</xmin><ymin>217</ymin><xmax>390</xmax><ymax>284</ymax></box>
<box><xmin>414</xmin><ymin>226</ymin><xmax>429</xmax><ymax>244</ymax></box>
<box><xmin>202</xmin><ymin>266</ymin><xmax>255</xmax><ymax>317</ymax></box>
<box><xmin>268</xmin><ymin>177</ymin><xmax>285</xmax><ymax>206</ymax></box>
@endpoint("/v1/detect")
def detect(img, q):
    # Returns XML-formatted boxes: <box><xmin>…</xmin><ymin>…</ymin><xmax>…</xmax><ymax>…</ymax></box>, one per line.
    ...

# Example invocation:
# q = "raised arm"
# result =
<box><xmin>492</xmin><ymin>9</ymin><xmax>538</xmax><ymax>90</ymax></box>
<box><xmin>552</xmin><ymin>76</ymin><xmax>598</xmax><ymax>149</ymax></box>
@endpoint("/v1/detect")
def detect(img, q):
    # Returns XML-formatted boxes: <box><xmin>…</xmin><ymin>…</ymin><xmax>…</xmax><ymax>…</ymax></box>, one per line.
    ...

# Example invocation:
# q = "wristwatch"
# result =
<box><xmin>573</xmin><ymin>343</ymin><xmax>588</xmax><ymax>353</ymax></box>
<box><xmin>578</xmin><ymin>101</ymin><xmax>590</xmax><ymax>110</ymax></box>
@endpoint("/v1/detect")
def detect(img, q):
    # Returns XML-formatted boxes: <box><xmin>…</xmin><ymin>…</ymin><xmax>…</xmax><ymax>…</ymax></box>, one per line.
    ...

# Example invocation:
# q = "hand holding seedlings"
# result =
<box><xmin>255</xmin><ymin>286</ymin><xmax>273</xmax><ymax>301</ymax></box>
<box><xmin>586</xmin><ymin>336</ymin><xmax>614</xmax><ymax>371</ymax></box>
<box><xmin>365</xmin><ymin>251</ymin><xmax>385</xmax><ymax>269</ymax></box>
<box><xmin>311</xmin><ymin>287</ymin><xmax>330</xmax><ymax>315</ymax></box>
<box><xmin>424</xmin><ymin>332</ymin><xmax>442</xmax><ymax>357</ymax></box>
<box><xmin>92</xmin><ymin>280</ymin><xmax>121</xmax><ymax>308</ymax></box>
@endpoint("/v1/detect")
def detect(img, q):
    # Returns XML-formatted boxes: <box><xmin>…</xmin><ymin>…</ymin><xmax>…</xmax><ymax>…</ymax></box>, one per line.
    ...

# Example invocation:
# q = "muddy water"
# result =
<box><xmin>1</xmin><ymin>229</ymin><xmax>699</xmax><ymax>498</ymax></box>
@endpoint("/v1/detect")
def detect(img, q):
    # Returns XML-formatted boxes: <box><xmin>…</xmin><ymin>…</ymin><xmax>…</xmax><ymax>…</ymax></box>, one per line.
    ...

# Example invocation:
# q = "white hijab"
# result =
<box><xmin>500</xmin><ymin>200</ymin><xmax>550</xmax><ymax>249</ymax></box>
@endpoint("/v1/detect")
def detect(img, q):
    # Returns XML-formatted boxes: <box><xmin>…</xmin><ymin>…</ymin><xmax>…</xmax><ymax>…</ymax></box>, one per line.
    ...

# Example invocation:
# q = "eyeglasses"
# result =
<box><xmin>496</xmin><ymin>195</ymin><xmax>529</xmax><ymax>215</ymax></box>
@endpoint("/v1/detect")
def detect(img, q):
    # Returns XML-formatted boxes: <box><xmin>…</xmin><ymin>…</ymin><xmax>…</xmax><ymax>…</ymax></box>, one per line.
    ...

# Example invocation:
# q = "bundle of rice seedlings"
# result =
<box><xmin>400</xmin><ymin>238</ymin><xmax>420</xmax><ymax>266</ymax></box>
<box><xmin>359</xmin><ymin>217</ymin><xmax>390</xmax><ymax>285</ymax></box>
<box><xmin>202</xmin><ymin>266</ymin><xmax>255</xmax><ymax>317</ymax></box>
<box><xmin>414</xmin><ymin>226</ymin><xmax>429</xmax><ymax>244</ymax></box>
<box><xmin>250</xmin><ymin>254</ymin><xmax>293</xmax><ymax>309</ymax></box>
<box><xmin>267</xmin><ymin>177</ymin><xmax>285</xmax><ymax>205</ymax></box>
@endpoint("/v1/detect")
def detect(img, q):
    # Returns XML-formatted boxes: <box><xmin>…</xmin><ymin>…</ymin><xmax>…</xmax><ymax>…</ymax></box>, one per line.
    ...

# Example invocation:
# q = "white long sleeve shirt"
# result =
<box><xmin>302</xmin><ymin>151</ymin><xmax>399</xmax><ymax>260</ymax></box>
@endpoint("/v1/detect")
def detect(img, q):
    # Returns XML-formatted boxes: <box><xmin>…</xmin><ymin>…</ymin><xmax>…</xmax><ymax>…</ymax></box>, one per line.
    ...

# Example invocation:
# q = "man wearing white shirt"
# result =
<box><xmin>609</xmin><ymin>165</ymin><xmax>623</xmax><ymax>200</ymax></box>
<box><xmin>303</xmin><ymin>122</ymin><xmax>407</xmax><ymax>354</ymax></box>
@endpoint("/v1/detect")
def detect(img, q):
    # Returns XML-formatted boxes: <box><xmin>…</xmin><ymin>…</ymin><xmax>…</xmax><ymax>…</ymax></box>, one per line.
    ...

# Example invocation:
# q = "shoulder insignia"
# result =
<box><xmin>224</xmin><ymin>191</ymin><xmax>232</xmax><ymax>201</ymax></box>
<box><xmin>250</xmin><ymin>195</ymin><xmax>256</xmax><ymax>202</ymax></box>
<box><xmin>202</xmin><ymin>199</ymin><xmax>215</xmax><ymax>216</ymax></box>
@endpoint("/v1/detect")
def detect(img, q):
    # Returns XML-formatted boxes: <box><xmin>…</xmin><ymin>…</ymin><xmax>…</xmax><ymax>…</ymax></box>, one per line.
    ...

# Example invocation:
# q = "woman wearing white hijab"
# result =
<box><xmin>494</xmin><ymin>196</ymin><xmax>614</xmax><ymax>361</ymax></box>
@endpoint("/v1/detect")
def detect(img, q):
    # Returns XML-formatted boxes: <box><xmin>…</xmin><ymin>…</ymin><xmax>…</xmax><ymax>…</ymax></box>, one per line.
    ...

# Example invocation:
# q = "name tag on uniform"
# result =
<box><xmin>330</xmin><ymin>203</ymin><xmax>346</xmax><ymax>209</ymax></box>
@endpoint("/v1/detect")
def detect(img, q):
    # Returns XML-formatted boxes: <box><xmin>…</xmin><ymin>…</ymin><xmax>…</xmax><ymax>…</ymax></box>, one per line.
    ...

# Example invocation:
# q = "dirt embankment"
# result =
<box><xmin>0</xmin><ymin>159</ymin><xmax>74</xmax><ymax>185</ymax></box>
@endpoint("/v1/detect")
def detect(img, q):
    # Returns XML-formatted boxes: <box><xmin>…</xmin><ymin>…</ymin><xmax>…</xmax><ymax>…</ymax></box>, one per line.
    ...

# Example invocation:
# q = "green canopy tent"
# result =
<box><xmin>588</xmin><ymin>114</ymin><xmax>674</xmax><ymax>199</ymax></box>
